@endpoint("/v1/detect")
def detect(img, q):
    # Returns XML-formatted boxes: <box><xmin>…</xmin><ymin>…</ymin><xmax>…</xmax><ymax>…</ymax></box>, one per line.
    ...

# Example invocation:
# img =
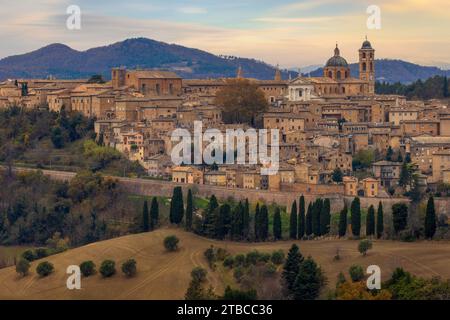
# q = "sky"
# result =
<box><xmin>0</xmin><ymin>0</ymin><xmax>449</xmax><ymax>69</ymax></box>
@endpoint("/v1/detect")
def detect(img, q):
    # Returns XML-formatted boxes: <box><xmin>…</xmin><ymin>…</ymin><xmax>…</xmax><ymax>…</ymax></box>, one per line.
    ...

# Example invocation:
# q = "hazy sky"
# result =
<box><xmin>0</xmin><ymin>0</ymin><xmax>449</xmax><ymax>68</ymax></box>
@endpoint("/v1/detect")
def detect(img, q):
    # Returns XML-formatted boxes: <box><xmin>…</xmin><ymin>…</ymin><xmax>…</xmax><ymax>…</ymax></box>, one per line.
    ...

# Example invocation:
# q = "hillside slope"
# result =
<box><xmin>0</xmin><ymin>38</ymin><xmax>293</xmax><ymax>81</ymax></box>
<box><xmin>1</xmin><ymin>228</ymin><xmax>450</xmax><ymax>300</ymax></box>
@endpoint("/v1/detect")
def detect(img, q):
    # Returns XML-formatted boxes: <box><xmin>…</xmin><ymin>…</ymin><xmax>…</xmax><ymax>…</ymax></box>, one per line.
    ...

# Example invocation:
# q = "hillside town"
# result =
<box><xmin>1</xmin><ymin>38</ymin><xmax>449</xmax><ymax>199</ymax></box>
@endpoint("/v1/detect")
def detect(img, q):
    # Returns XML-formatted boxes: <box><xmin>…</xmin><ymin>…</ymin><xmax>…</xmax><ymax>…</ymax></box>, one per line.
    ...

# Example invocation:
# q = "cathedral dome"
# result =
<box><xmin>361</xmin><ymin>40</ymin><xmax>372</xmax><ymax>49</ymax></box>
<box><xmin>325</xmin><ymin>45</ymin><xmax>348</xmax><ymax>67</ymax></box>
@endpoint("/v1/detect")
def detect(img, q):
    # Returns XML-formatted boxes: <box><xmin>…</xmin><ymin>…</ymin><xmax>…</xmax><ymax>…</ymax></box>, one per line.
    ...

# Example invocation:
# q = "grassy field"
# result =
<box><xmin>0</xmin><ymin>246</ymin><xmax>34</xmax><ymax>269</ymax></box>
<box><xmin>0</xmin><ymin>228</ymin><xmax>450</xmax><ymax>300</ymax></box>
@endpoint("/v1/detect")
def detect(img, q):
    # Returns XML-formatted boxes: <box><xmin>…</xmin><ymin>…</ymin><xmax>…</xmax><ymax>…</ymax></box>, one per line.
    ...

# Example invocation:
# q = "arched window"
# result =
<box><xmin>362</xmin><ymin>62</ymin><xmax>367</xmax><ymax>71</ymax></box>
<box><xmin>342</xmin><ymin>87</ymin><xmax>346</xmax><ymax>94</ymax></box>
<box><xmin>328</xmin><ymin>71</ymin><xmax>332</xmax><ymax>78</ymax></box>
<box><xmin>370</xmin><ymin>62</ymin><xmax>373</xmax><ymax>71</ymax></box>
<box><xmin>337</xmin><ymin>71</ymin><xmax>341</xmax><ymax>79</ymax></box>
<box><xmin>362</xmin><ymin>52</ymin><xmax>366</xmax><ymax>59</ymax></box>
<box><xmin>345</xmin><ymin>71</ymin><xmax>348</xmax><ymax>78</ymax></box>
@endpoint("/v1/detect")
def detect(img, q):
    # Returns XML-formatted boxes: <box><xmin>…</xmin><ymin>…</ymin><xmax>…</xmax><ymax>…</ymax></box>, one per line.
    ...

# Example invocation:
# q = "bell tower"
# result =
<box><xmin>359</xmin><ymin>37</ymin><xmax>375</xmax><ymax>94</ymax></box>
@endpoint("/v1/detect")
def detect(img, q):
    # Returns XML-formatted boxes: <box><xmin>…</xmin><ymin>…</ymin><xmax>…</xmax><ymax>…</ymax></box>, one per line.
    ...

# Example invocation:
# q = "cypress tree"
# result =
<box><xmin>305</xmin><ymin>203</ymin><xmax>313</xmax><ymax>236</ymax></box>
<box><xmin>150</xmin><ymin>197</ymin><xmax>159</xmax><ymax>230</ymax></box>
<box><xmin>169</xmin><ymin>187</ymin><xmax>184</xmax><ymax>224</ymax></box>
<box><xmin>320</xmin><ymin>199</ymin><xmax>331</xmax><ymax>236</ymax></box>
<box><xmin>443</xmin><ymin>76</ymin><xmax>449</xmax><ymax>98</ymax></box>
<box><xmin>142</xmin><ymin>200</ymin><xmax>149</xmax><ymax>232</ymax></box>
<box><xmin>312</xmin><ymin>199</ymin><xmax>322</xmax><ymax>236</ymax></box>
<box><xmin>350</xmin><ymin>197</ymin><xmax>361</xmax><ymax>237</ymax></box>
<box><xmin>298</xmin><ymin>195</ymin><xmax>306</xmax><ymax>239</ymax></box>
<box><xmin>289</xmin><ymin>200</ymin><xmax>298</xmax><ymax>239</ymax></box>
<box><xmin>185</xmin><ymin>190</ymin><xmax>193</xmax><ymax>230</ymax></box>
<box><xmin>273</xmin><ymin>207</ymin><xmax>282</xmax><ymax>240</ymax></box>
<box><xmin>259</xmin><ymin>205</ymin><xmax>269</xmax><ymax>241</ymax></box>
<box><xmin>366</xmin><ymin>205</ymin><xmax>375</xmax><ymax>236</ymax></box>
<box><xmin>204</xmin><ymin>195</ymin><xmax>219</xmax><ymax>237</ymax></box>
<box><xmin>293</xmin><ymin>257</ymin><xmax>322</xmax><ymax>300</ymax></box>
<box><xmin>282</xmin><ymin>244</ymin><xmax>304</xmax><ymax>294</ymax></box>
<box><xmin>376</xmin><ymin>201</ymin><xmax>384</xmax><ymax>239</ymax></box>
<box><xmin>243</xmin><ymin>199</ymin><xmax>250</xmax><ymax>239</ymax></box>
<box><xmin>425</xmin><ymin>196</ymin><xmax>437</xmax><ymax>239</ymax></box>
<box><xmin>216</xmin><ymin>204</ymin><xmax>231</xmax><ymax>240</ymax></box>
<box><xmin>338</xmin><ymin>203</ymin><xmax>347</xmax><ymax>237</ymax></box>
<box><xmin>254</xmin><ymin>203</ymin><xmax>260</xmax><ymax>241</ymax></box>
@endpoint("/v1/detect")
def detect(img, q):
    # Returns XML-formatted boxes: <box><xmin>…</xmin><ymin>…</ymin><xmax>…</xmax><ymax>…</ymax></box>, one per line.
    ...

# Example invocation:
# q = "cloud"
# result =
<box><xmin>177</xmin><ymin>7</ymin><xmax>208</xmax><ymax>14</ymax></box>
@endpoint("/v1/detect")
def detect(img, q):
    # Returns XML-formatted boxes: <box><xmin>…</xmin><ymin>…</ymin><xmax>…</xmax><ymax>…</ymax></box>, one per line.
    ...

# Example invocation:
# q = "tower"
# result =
<box><xmin>274</xmin><ymin>64</ymin><xmax>282</xmax><ymax>81</ymax></box>
<box><xmin>359</xmin><ymin>37</ymin><xmax>375</xmax><ymax>94</ymax></box>
<box><xmin>112</xmin><ymin>67</ymin><xmax>126</xmax><ymax>89</ymax></box>
<box><xmin>236</xmin><ymin>66</ymin><xmax>244</xmax><ymax>79</ymax></box>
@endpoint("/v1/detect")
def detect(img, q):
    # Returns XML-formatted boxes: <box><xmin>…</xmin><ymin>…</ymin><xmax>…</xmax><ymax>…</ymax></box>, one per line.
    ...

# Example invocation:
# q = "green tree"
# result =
<box><xmin>305</xmin><ymin>203</ymin><xmax>313</xmax><ymax>236</ymax></box>
<box><xmin>358</xmin><ymin>239</ymin><xmax>373</xmax><ymax>256</ymax></box>
<box><xmin>259</xmin><ymin>205</ymin><xmax>269</xmax><ymax>241</ymax></box>
<box><xmin>386</xmin><ymin>146</ymin><xmax>393</xmax><ymax>161</ymax></box>
<box><xmin>273</xmin><ymin>207</ymin><xmax>282</xmax><ymax>240</ymax></box>
<box><xmin>254</xmin><ymin>203</ymin><xmax>260</xmax><ymax>241</ymax></box>
<box><xmin>217</xmin><ymin>204</ymin><xmax>231</xmax><ymax>239</ymax></box>
<box><xmin>150</xmin><ymin>197</ymin><xmax>159</xmax><ymax>230</ymax></box>
<box><xmin>392</xmin><ymin>203</ymin><xmax>408</xmax><ymax>234</ymax></box>
<box><xmin>338</xmin><ymin>203</ymin><xmax>348</xmax><ymax>237</ymax></box>
<box><xmin>142</xmin><ymin>200</ymin><xmax>149</xmax><ymax>232</ymax></box>
<box><xmin>170</xmin><ymin>187</ymin><xmax>184</xmax><ymax>224</ymax></box>
<box><xmin>16</xmin><ymin>258</ymin><xmax>30</xmax><ymax>277</ymax></box>
<box><xmin>185</xmin><ymin>190</ymin><xmax>193</xmax><ymax>230</ymax></box>
<box><xmin>36</xmin><ymin>261</ymin><xmax>54</xmax><ymax>277</ymax></box>
<box><xmin>320</xmin><ymin>198</ymin><xmax>331</xmax><ymax>235</ymax></box>
<box><xmin>444</xmin><ymin>76</ymin><xmax>449</xmax><ymax>97</ymax></box>
<box><xmin>289</xmin><ymin>200</ymin><xmax>298</xmax><ymax>239</ymax></box>
<box><xmin>376</xmin><ymin>201</ymin><xmax>384</xmax><ymax>239</ymax></box>
<box><xmin>292</xmin><ymin>257</ymin><xmax>323</xmax><ymax>300</ymax></box>
<box><xmin>282</xmin><ymin>244</ymin><xmax>304</xmax><ymax>294</ymax></box>
<box><xmin>349</xmin><ymin>264</ymin><xmax>364</xmax><ymax>282</ymax></box>
<box><xmin>298</xmin><ymin>195</ymin><xmax>306</xmax><ymax>239</ymax></box>
<box><xmin>243</xmin><ymin>199</ymin><xmax>250</xmax><ymax>238</ymax></box>
<box><xmin>99</xmin><ymin>260</ymin><xmax>116</xmax><ymax>277</ymax></box>
<box><xmin>312</xmin><ymin>199</ymin><xmax>322</xmax><ymax>236</ymax></box>
<box><xmin>366</xmin><ymin>205</ymin><xmax>375</xmax><ymax>236</ymax></box>
<box><xmin>164</xmin><ymin>235</ymin><xmax>179</xmax><ymax>251</ymax></box>
<box><xmin>121</xmin><ymin>259</ymin><xmax>137</xmax><ymax>277</ymax></box>
<box><xmin>350</xmin><ymin>197</ymin><xmax>361</xmax><ymax>237</ymax></box>
<box><xmin>80</xmin><ymin>261</ymin><xmax>96</xmax><ymax>277</ymax></box>
<box><xmin>424</xmin><ymin>196</ymin><xmax>437</xmax><ymax>239</ymax></box>
<box><xmin>231</xmin><ymin>202</ymin><xmax>244</xmax><ymax>239</ymax></box>
<box><xmin>332</xmin><ymin>167</ymin><xmax>343</xmax><ymax>183</ymax></box>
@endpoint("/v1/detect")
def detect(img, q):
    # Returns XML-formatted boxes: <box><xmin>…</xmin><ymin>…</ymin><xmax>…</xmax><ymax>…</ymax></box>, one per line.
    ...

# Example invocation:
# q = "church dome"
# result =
<box><xmin>325</xmin><ymin>45</ymin><xmax>348</xmax><ymax>67</ymax></box>
<box><xmin>361</xmin><ymin>39</ymin><xmax>372</xmax><ymax>49</ymax></box>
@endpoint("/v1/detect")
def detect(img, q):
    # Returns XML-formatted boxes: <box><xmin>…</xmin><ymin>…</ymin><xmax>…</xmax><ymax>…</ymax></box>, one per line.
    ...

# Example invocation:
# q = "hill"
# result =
<box><xmin>1</xmin><ymin>228</ymin><xmax>450</xmax><ymax>299</ymax></box>
<box><xmin>0</xmin><ymin>38</ymin><xmax>295</xmax><ymax>81</ymax></box>
<box><xmin>309</xmin><ymin>59</ymin><xmax>450</xmax><ymax>84</ymax></box>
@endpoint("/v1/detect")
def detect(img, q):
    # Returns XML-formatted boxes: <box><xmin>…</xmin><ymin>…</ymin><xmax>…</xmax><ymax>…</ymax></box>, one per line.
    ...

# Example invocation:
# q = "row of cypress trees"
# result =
<box><xmin>289</xmin><ymin>196</ymin><xmax>331</xmax><ymax>239</ymax></box>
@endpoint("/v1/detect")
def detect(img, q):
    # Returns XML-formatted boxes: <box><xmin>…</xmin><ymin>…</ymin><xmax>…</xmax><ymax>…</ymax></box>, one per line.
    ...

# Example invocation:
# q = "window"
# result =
<box><xmin>362</xmin><ymin>62</ymin><xmax>367</xmax><ymax>71</ymax></box>
<box><xmin>156</xmin><ymin>84</ymin><xmax>160</xmax><ymax>95</ymax></box>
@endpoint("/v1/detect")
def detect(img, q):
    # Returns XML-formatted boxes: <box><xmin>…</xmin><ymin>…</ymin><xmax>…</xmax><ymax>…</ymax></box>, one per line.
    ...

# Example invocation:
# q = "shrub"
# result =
<box><xmin>233</xmin><ymin>266</ymin><xmax>245</xmax><ymax>282</ymax></box>
<box><xmin>191</xmin><ymin>267</ymin><xmax>207</xmax><ymax>283</ymax></box>
<box><xmin>259</xmin><ymin>252</ymin><xmax>271</xmax><ymax>263</ymax></box>
<box><xmin>163</xmin><ymin>235</ymin><xmax>179</xmax><ymax>252</ymax></box>
<box><xmin>223</xmin><ymin>286</ymin><xmax>257</xmax><ymax>300</ymax></box>
<box><xmin>204</xmin><ymin>246</ymin><xmax>216</xmax><ymax>268</ymax></box>
<box><xmin>234</xmin><ymin>254</ymin><xmax>246</xmax><ymax>267</ymax></box>
<box><xmin>16</xmin><ymin>259</ymin><xmax>30</xmax><ymax>277</ymax></box>
<box><xmin>223</xmin><ymin>256</ymin><xmax>234</xmax><ymax>268</ymax></box>
<box><xmin>216</xmin><ymin>248</ymin><xmax>229</xmax><ymax>261</ymax></box>
<box><xmin>246</xmin><ymin>251</ymin><xmax>260</xmax><ymax>265</ymax></box>
<box><xmin>99</xmin><ymin>260</ymin><xmax>116</xmax><ymax>277</ymax></box>
<box><xmin>79</xmin><ymin>261</ymin><xmax>96</xmax><ymax>277</ymax></box>
<box><xmin>270</xmin><ymin>250</ymin><xmax>285</xmax><ymax>265</ymax></box>
<box><xmin>21</xmin><ymin>250</ymin><xmax>35</xmax><ymax>262</ymax></box>
<box><xmin>358</xmin><ymin>239</ymin><xmax>373</xmax><ymax>256</ymax></box>
<box><xmin>35</xmin><ymin>248</ymin><xmax>49</xmax><ymax>259</ymax></box>
<box><xmin>121</xmin><ymin>259</ymin><xmax>137</xmax><ymax>277</ymax></box>
<box><xmin>264</xmin><ymin>262</ymin><xmax>277</xmax><ymax>276</ymax></box>
<box><xmin>36</xmin><ymin>261</ymin><xmax>54</xmax><ymax>277</ymax></box>
<box><xmin>349</xmin><ymin>264</ymin><xmax>365</xmax><ymax>282</ymax></box>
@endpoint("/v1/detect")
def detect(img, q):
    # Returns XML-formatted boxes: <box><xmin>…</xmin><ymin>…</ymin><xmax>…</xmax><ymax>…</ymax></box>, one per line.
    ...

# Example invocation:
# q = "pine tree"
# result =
<box><xmin>338</xmin><ymin>203</ymin><xmax>347</xmax><ymax>237</ymax></box>
<box><xmin>150</xmin><ymin>197</ymin><xmax>159</xmax><ymax>230</ymax></box>
<box><xmin>282</xmin><ymin>244</ymin><xmax>304</xmax><ymax>294</ymax></box>
<box><xmin>243</xmin><ymin>199</ymin><xmax>250</xmax><ymax>239</ymax></box>
<box><xmin>292</xmin><ymin>257</ymin><xmax>323</xmax><ymax>300</ymax></box>
<box><xmin>350</xmin><ymin>197</ymin><xmax>361</xmax><ymax>237</ymax></box>
<box><xmin>366</xmin><ymin>205</ymin><xmax>375</xmax><ymax>236</ymax></box>
<box><xmin>289</xmin><ymin>200</ymin><xmax>298</xmax><ymax>239</ymax></box>
<box><xmin>425</xmin><ymin>196</ymin><xmax>437</xmax><ymax>239</ymax></box>
<box><xmin>254</xmin><ymin>203</ymin><xmax>260</xmax><ymax>241</ymax></box>
<box><xmin>320</xmin><ymin>199</ymin><xmax>331</xmax><ymax>236</ymax></box>
<box><xmin>142</xmin><ymin>200</ymin><xmax>149</xmax><ymax>232</ymax></box>
<box><xmin>185</xmin><ymin>190</ymin><xmax>193</xmax><ymax>230</ymax></box>
<box><xmin>376</xmin><ymin>201</ymin><xmax>384</xmax><ymax>239</ymax></box>
<box><xmin>273</xmin><ymin>207</ymin><xmax>282</xmax><ymax>240</ymax></box>
<box><xmin>305</xmin><ymin>203</ymin><xmax>313</xmax><ymax>236</ymax></box>
<box><xmin>259</xmin><ymin>205</ymin><xmax>269</xmax><ymax>241</ymax></box>
<box><xmin>298</xmin><ymin>195</ymin><xmax>305</xmax><ymax>239</ymax></box>
<box><xmin>170</xmin><ymin>187</ymin><xmax>184</xmax><ymax>224</ymax></box>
